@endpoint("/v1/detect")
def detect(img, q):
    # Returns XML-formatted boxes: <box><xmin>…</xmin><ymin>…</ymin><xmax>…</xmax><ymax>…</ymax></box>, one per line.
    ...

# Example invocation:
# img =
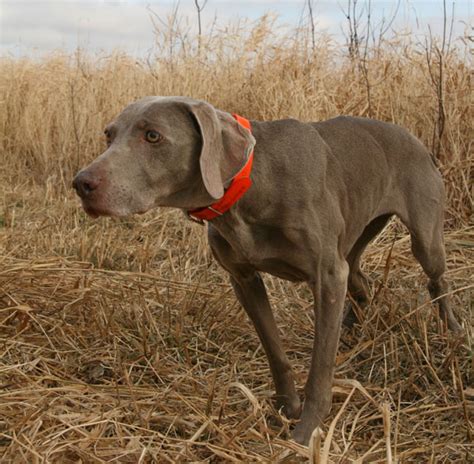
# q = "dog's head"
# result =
<box><xmin>72</xmin><ymin>96</ymin><xmax>255</xmax><ymax>218</ymax></box>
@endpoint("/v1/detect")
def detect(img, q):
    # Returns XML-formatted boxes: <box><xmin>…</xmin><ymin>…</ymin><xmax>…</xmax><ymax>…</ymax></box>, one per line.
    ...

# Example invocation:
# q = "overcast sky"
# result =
<box><xmin>1</xmin><ymin>1</ymin><xmax>472</xmax><ymax>57</ymax></box>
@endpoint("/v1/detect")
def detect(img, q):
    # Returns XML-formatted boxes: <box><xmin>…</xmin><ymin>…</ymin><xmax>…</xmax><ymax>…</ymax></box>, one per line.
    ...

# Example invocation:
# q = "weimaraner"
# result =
<box><xmin>73</xmin><ymin>96</ymin><xmax>461</xmax><ymax>444</ymax></box>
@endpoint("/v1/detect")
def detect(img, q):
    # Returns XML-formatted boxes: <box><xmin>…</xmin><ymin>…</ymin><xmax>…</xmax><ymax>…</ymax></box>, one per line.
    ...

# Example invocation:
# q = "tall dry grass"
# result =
<box><xmin>0</xmin><ymin>15</ymin><xmax>473</xmax><ymax>462</ymax></box>
<box><xmin>1</xmin><ymin>15</ymin><xmax>472</xmax><ymax>222</ymax></box>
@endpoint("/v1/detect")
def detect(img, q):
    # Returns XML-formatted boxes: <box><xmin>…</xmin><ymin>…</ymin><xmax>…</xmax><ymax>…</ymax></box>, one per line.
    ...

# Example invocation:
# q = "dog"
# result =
<box><xmin>73</xmin><ymin>96</ymin><xmax>461</xmax><ymax>444</ymax></box>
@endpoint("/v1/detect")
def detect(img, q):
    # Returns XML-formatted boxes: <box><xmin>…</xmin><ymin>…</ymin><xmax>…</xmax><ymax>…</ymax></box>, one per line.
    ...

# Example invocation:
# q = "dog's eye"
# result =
<box><xmin>104</xmin><ymin>129</ymin><xmax>112</xmax><ymax>146</ymax></box>
<box><xmin>145</xmin><ymin>130</ymin><xmax>162</xmax><ymax>143</ymax></box>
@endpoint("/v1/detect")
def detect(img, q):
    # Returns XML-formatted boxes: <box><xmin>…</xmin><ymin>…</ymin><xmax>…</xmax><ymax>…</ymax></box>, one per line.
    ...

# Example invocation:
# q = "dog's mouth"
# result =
<box><xmin>74</xmin><ymin>177</ymin><xmax>155</xmax><ymax>218</ymax></box>
<box><xmin>82</xmin><ymin>203</ymin><xmax>110</xmax><ymax>219</ymax></box>
<box><xmin>80</xmin><ymin>199</ymin><xmax>151</xmax><ymax>219</ymax></box>
<box><xmin>78</xmin><ymin>197</ymin><xmax>118</xmax><ymax>218</ymax></box>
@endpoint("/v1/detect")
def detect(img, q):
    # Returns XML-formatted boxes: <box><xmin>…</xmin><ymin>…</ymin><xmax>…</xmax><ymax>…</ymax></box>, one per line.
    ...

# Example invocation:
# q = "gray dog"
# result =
<box><xmin>73</xmin><ymin>96</ymin><xmax>461</xmax><ymax>444</ymax></box>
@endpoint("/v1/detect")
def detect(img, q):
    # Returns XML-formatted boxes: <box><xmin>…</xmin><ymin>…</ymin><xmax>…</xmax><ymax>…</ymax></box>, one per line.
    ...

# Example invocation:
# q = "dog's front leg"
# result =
<box><xmin>230</xmin><ymin>272</ymin><xmax>301</xmax><ymax>419</ymax></box>
<box><xmin>292</xmin><ymin>258</ymin><xmax>349</xmax><ymax>445</ymax></box>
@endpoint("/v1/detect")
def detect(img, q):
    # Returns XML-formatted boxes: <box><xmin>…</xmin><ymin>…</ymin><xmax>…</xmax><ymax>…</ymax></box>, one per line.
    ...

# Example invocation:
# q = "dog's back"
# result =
<box><xmin>311</xmin><ymin>116</ymin><xmax>445</xmax><ymax>227</ymax></box>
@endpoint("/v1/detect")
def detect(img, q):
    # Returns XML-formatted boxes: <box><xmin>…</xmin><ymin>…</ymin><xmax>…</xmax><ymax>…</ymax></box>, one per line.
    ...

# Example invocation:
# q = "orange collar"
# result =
<box><xmin>188</xmin><ymin>114</ymin><xmax>254</xmax><ymax>223</ymax></box>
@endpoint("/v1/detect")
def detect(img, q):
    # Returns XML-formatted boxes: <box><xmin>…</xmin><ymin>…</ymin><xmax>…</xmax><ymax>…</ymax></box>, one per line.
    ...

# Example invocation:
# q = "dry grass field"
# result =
<box><xmin>1</xmin><ymin>17</ymin><xmax>473</xmax><ymax>463</ymax></box>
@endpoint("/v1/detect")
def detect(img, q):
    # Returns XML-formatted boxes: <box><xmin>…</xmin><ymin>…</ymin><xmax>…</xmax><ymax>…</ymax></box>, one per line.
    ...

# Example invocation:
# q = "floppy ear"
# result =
<box><xmin>186</xmin><ymin>100</ymin><xmax>255</xmax><ymax>200</ymax></box>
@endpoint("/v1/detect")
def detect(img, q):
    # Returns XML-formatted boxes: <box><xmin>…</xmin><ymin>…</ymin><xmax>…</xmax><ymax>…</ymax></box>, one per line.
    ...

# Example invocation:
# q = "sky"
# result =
<box><xmin>0</xmin><ymin>1</ymin><xmax>472</xmax><ymax>57</ymax></box>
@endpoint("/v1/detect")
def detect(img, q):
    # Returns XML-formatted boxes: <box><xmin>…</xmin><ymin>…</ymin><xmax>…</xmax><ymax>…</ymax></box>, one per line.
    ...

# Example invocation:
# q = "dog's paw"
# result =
<box><xmin>342</xmin><ymin>302</ymin><xmax>358</xmax><ymax>328</ymax></box>
<box><xmin>274</xmin><ymin>394</ymin><xmax>302</xmax><ymax>420</ymax></box>
<box><xmin>291</xmin><ymin>421</ymin><xmax>313</xmax><ymax>445</ymax></box>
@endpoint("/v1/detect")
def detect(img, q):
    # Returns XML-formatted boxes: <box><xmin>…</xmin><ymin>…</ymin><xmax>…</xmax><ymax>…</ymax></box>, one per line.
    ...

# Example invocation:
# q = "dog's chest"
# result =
<box><xmin>210</xmin><ymin>221</ymin><xmax>318</xmax><ymax>282</ymax></box>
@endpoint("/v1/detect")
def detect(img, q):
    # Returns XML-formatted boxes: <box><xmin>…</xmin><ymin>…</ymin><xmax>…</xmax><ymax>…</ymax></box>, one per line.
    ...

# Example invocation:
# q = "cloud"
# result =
<box><xmin>1</xmin><ymin>1</ymin><xmax>163</xmax><ymax>54</ymax></box>
<box><xmin>0</xmin><ymin>1</ymin><xmax>470</xmax><ymax>57</ymax></box>
<box><xmin>0</xmin><ymin>1</ymin><xmax>334</xmax><ymax>55</ymax></box>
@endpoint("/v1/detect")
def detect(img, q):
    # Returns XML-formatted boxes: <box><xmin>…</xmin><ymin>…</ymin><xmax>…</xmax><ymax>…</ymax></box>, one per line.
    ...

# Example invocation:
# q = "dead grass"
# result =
<box><xmin>0</xmin><ymin>16</ymin><xmax>473</xmax><ymax>463</ymax></box>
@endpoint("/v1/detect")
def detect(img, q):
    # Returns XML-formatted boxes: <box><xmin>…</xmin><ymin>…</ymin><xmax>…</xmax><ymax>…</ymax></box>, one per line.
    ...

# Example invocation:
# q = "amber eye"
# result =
<box><xmin>145</xmin><ymin>130</ymin><xmax>161</xmax><ymax>143</ymax></box>
<box><xmin>104</xmin><ymin>129</ymin><xmax>111</xmax><ymax>146</ymax></box>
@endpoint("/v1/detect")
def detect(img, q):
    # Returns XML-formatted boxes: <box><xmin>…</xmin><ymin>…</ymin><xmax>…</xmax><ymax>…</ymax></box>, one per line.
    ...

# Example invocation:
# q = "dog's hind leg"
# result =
<box><xmin>401</xmin><ymin>188</ymin><xmax>462</xmax><ymax>332</ymax></box>
<box><xmin>408</xmin><ymin>218</ymin><xmax>462</xmax><ymax>332</ymax></box>
<box><xmin>343</xmin><ymin>214</ymin><xmax>392</xmax><ymax>327</ymax></box>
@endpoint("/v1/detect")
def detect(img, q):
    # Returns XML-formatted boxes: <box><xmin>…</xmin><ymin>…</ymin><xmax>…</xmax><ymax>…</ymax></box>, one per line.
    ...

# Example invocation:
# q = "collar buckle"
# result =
<box><xmin>186</xmin><ymin>212</ymin><xmax>205</xmax><ymax>225</ymax></box>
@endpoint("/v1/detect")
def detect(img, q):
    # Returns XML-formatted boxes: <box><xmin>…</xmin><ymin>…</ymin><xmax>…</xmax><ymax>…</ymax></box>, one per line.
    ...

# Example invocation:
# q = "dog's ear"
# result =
<box><xmin>186</xmin><ymin>101</ymin><xmax>255</xmax><ymax>199</ymax></box>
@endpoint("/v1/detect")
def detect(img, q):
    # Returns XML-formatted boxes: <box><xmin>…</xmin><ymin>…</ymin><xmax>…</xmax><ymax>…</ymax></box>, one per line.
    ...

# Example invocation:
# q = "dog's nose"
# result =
<box><xmin>72</xmin><ymin>171</ymin><xmax>100</xmax><ymax>198</ymax></box>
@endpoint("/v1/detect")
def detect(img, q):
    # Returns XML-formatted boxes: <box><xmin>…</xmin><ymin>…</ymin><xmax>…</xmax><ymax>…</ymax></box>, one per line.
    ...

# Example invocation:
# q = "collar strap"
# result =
<box><xmin>187</xmin><ymin>114</ymin><xmax>254</xmax><ymax>223</ymax></box>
